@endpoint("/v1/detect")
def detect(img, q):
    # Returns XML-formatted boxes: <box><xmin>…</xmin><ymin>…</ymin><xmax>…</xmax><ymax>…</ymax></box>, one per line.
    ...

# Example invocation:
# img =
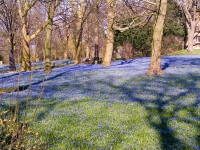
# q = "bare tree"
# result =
<box><xmin>69</xmin><ymin>0</ymin><xmax>97</xmax><ymax>64</ymax></box>
<box><xmin>17</xmin><ymin>0</ymin><xmax>49</xmax><ymax>71</ymax></box>
<box><xmin>175</xmin><ymin>0</ymin><xmax>199</xmax><ymax>51</ymax></box>
<box><xmin>43</xmin><ymin>0</ymin><xmax>62</xmax><ymax>72</ymax></box>
<box><xmin>103</xmin><ymin>0</ymin><xmax>153</xmax><ymax>67</ymax></box>
<box><xmin>0</xmin><ymin>0</ymin><xmax>19</xmax><ymax>66</ymax></box>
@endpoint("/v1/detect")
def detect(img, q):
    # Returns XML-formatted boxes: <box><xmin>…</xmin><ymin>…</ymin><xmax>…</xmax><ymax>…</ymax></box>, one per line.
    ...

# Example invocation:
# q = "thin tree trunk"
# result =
<box><xmin>45</xmin><ymin>23</ymin><xmax>52</xmax><ymax>72</ymax></box>
<box><xmin>86</xmin><ymin>46</ymin><xmax>90</xmax><ymax>59</ymax></box>
<box><xmin>63</xmin><ymin>18</ymin><xmax>69</xmax><ymax>59</ymax></box>
<box><xmin>85</xmin><ymin>19</ymin><xmax>90</xmax><ymax>60</ymax></box>
<box><xmin>44</xmin><ymin>0</ymin><xmax>61</xmax><ymax>71</ymax></box>
<box><xmin>73</xmin><ymin>0</ymin><xmax>84</xmax><ymax>65</ymax></box>
<box><xmin>74</xmin><ymin>27</ymin><xmax>83</xmax><ymax>64</ymax></box>
<box><xmin>94</xmin><ymin>3</ymin><xmax>99</xmax><ymax>64</ymax></box>
<box><xmin>146</xmin><ymin>0</ymin><xmax>167</xmax><ymax>75</ymax></box>
<box><xmin>64</xmin><ymin>36</ymin><xmax>69</xmax><ymax>59</ymax></box>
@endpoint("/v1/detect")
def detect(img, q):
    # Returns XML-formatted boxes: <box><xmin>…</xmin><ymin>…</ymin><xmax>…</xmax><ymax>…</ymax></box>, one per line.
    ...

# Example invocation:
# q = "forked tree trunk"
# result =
<box><xmin>146</xmin><ymin>0</ymin><xmax>167</xmax><ymax>75</ymax></box>
<box><xmin>103</xmin><ymin>0</ymin><xmax>115</xmax><ymax>67</ymax></box>
<box><xmin>17</xmin><ymin>0</ymin><xmax>50</xmax><ymax>71</ymax></box>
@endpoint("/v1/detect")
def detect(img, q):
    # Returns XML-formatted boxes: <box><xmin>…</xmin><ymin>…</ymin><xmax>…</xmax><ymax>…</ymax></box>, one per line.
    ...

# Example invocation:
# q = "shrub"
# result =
<box><xmin>0</xmin><ymin>107</ymin><xmax>40</xmax><ymax>149</ymax></box>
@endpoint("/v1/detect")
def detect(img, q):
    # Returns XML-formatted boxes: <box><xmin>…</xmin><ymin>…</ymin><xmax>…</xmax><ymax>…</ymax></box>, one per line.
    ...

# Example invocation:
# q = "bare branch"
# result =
<box><xmin>141</xmin><ymin>0</ymin><xmax>156</xmax><ymax>6</ymax></box>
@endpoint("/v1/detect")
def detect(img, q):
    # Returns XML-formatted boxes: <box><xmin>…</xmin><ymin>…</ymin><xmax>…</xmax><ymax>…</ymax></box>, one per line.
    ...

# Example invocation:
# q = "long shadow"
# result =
<box><xmin>162</xmin><ymin>56</ymin><xmax>200</xmax><ymax>70</ymax></box>
<box><xmin>0</xmin><ymin>72</ymin><xmax>19</xmax><ymax>80</ymax></box>
<box><xmin>1</xmin><ymin>64</ymin><xmax>98</xmax><ymax>92</ymax></box>
<box><xmin>98</xmin><ymin>73</ymin><xmax>200</xmax><ymax>149</ymax></box>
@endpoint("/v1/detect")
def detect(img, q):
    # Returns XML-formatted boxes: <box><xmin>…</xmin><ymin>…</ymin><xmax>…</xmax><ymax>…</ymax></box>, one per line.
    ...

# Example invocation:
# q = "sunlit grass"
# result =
<box><xmin>168</xmin><ymin>49</ymin><xmax>200</xmax><ymax>55</ymax></box>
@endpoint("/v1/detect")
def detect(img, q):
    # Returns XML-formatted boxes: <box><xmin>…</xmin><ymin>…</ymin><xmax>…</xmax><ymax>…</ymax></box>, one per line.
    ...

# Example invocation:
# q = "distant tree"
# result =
<box><xmin>93</xmin><ymin>1</ymin><xmax>100</xmax><ymax>64</ymax></box>
<box><xmin>70</xmin><ymin>0</ymin><xmax>91</xmax><ymax>64</ymax></box>
<box><xmin>44</xmin><ymin>0</ymin><xmax>62</xmax><ymax>72</ymax></box>
<box><xmin>0</xmin><ymin>0</ymin><xmax>19</xmax><ymax>56</ymax></box>
<box><xmin>175</xmin><ymin>0</ymin><xmax>199</xmax><ymax>51</ymax></box>
<box><xmin>103</xmin><ymin>0</ymin><xmax>154</xmax><ymax>67</ymax></box>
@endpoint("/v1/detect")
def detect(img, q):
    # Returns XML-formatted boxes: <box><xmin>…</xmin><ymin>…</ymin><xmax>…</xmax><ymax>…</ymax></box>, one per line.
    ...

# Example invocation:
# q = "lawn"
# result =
<box><xmin>168</xmin><ymin>49</ymin><xmax>200</xmax><ymax>56</ymax></box>
<box><xmin>0</xmin><ymin>55</ymin><xmax>200</xmax><ymax>149</ymax></box>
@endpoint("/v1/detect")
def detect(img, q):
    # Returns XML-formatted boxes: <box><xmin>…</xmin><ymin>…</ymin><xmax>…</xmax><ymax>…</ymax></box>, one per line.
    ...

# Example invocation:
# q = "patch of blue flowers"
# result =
<box><xmin>0</xmin><ymin>56</ymin><xmax>200</xmax><ymax>105</ymax></box>
<box><xmin>1</xmin><ymin>55</ymin><xmax>200</xmax><ymax>149</ymax></box>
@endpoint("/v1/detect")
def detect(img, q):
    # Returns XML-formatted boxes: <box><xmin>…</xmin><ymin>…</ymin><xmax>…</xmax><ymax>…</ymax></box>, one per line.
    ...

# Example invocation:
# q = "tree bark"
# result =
<box><xmin>17</xmin><ymin>0</ymin><xmax>49</xmax><ymax>71</ymax></box>
<box><xmin>175</xmin><ymin>0</ymin><xmax>198</xmax><ymax>52</ymax></box>
<box><xmin>21</xmin><ymin>35</ymin><xmax>31</xmax><ymax>71</ymax></box>
<box><xmin>44</xmin><ymin>0</ymin><xmax>61</xmax><ymax>72</ymax></box>
<box><xmin>45</xmin><ymin>23</ymin><xmax>52</xmax><ymax>72</ymax></box>
<box><xmin>187</xmin><ymin>21</ymin><xmax>196</xmax><ymax>52</ymax></box>
<box><xmin>146</xmin><ymin>0</ymin><xmax>168</xmax><ymax>75</ymax></box>
<box><xmin>103</xmin><ymin>0</ymin><xmax>115</xmax><ymax>67</ymax></box>
<box><xmin>94</xmin><ymin>3</ymin><xmax>99</xmax><ymax>64</ymax></box>
<box><xmin>74</xmin><ymin>25</ymin><xmax>83</xmax><ymax>64</ymax></box>
<box><xmin>74</xmin><ymin>0</ymin><xmax>84</xmax><ymax>65</ymax></box>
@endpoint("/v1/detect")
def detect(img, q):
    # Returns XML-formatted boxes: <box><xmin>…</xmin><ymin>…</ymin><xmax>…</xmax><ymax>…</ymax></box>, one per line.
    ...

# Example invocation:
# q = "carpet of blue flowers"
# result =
<box><xmin>0</xmin><ymin>56</ymin><xmax>200</xmax><ymax>149</ymax></box>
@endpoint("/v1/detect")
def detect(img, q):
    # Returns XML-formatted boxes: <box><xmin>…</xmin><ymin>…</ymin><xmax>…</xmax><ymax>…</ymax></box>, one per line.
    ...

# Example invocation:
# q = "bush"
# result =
<box><xmin>114</xmin><ymin>24</ymin><xmax>153</xmax><ymax>58</ymax></box>
<box><xmin>0</xmin><ymin>106</ymin><xmax>44</xmax><ymax>149</ymax></box>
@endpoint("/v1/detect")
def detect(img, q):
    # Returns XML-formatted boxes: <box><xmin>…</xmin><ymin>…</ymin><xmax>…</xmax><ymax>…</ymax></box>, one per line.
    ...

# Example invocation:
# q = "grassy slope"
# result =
<box><xmin>1</xmin><ymin>57</ymin><xmax>200</xmax><ymax>150</ymax></box>
<box><xmin>30</xmin><ymin>74</ymin><xmax>200</xmax><ymax>149</ymax></box>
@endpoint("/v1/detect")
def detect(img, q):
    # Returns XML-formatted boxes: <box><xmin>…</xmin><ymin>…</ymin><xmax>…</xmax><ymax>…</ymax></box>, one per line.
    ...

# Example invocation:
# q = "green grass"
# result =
<box><xmin>29</xmin><ymin>99</ymin><xmax>161</xmax><ymax>149</ymax></box>
<box><xmin>26</xmin><ymin>98</ymin><xmax>199</xmax><ymax>150</ymax></box>
<box><xmin>0</xmin><ymin>87</ymin><xmax>18</xmax><ymax>93</ymax></box>
<box><xmin>168</xmin><ymin>49</ymin><xmax>200</xmax><ymax>55</ymax></box>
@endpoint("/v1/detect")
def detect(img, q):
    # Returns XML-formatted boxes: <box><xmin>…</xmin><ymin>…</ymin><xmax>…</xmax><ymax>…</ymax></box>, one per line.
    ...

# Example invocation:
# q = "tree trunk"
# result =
<box><xmin>21</xmin><ymin>36</ymin><xmax>31</xmax><ymax>71</ymax></box>
<box><xmin>74</xmin><ymin>24</ymin><xmax>83</xmax><ymax>65</ymax></box>
<box><xmin>35</xmin><ymin>37</ymin><xmax>40</xmax><ymax>62</ymax></box>
<box><xmin>86</xmin><ymin>45</ymin><xmax>90</xmax><ymax>59</ymax></box>
<box><xmin>94</xmin><ymin>3</ymin><xmax>99</xmax><ymax>64</ymax></box>
<box><xmin>187</xmin><ymin>21</ymin><xmax>196</xmax><ymax>52</ymax></box>
<box><xmin>73</xmin><ymin>0</ymin><xmax>84</xmax><ymax>65</ymax></box>
<box><xmin>45</xmin><ymin>23</ymin><xmax>52</xmax><ymax>72</ymax></box>
<box><xmin>146</xmin><ymin>0</ymin><xmax>167</xmax><ymax>75</ymax></box>
<box><xmin>74</xmin><ymin>41</ymin><xmax>82</xmax><ymax>64</ymax></box>
<box><xmin>63</xmin><ymin>36</ymin><xmax>69</xmax><ymax>59</ymax></box>
<box><xmin>103</xmin><ymin>0</ymin><xmax>115</xmax><ymax>67</ymax></box>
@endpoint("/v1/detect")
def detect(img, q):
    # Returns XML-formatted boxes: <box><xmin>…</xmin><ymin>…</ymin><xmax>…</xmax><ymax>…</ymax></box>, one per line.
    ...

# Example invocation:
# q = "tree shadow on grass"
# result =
<box><xmin>1</xmin><ymin>57</ymin><xmax>200</xmax><ymax>149</ymax></box>
<box><xmin>25</xmin><ymin>72</ymin><xmax>200</xmax><ymax>149</ymax></box>
<box><xmin>98</xmin><ymin>73</ymin><xmax>200</xmax><ymax>150</ymax></box>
